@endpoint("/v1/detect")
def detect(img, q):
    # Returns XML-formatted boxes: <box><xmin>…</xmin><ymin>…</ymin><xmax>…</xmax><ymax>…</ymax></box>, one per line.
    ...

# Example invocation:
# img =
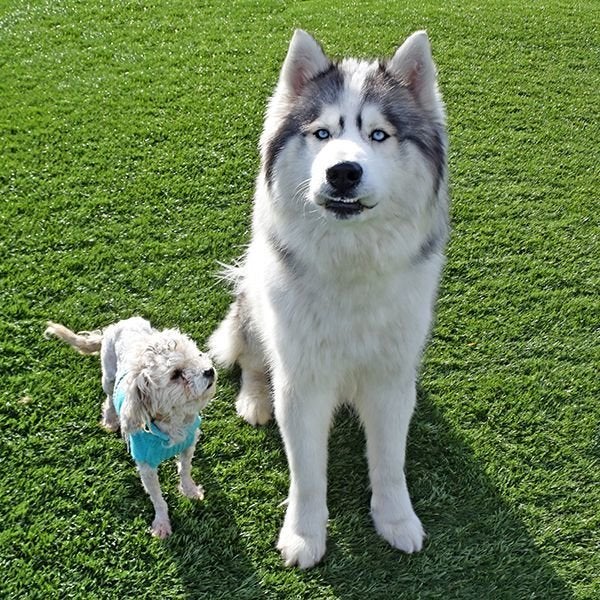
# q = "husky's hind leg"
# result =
<box><xmin>209</xmin><ymin>295</ymin><xmax>272</xmax><ymax>425</ymax></box>
<box><xmin>236</xmin><ymin>345</ymin><xmax>272</xmax><ymax>426</ymax></box>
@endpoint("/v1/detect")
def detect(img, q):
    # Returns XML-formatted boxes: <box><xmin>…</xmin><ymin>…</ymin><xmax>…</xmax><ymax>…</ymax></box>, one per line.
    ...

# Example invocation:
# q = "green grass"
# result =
<box><xmin>1</xmin><ymin>0</ymin><xmax>598</xmax><ymax>598</ymax></box>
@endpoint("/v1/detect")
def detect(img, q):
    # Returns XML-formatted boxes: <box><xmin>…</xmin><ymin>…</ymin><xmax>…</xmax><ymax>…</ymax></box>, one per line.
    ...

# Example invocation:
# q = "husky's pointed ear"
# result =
<box><xmin>278</xmin><ymin>29</ymin><xmax>331</xmax><ymax>97</ymax></box>
<box><xmin>388</xmin><ymin>31</ymin><xmax>438</xmax><ymax>109</ymax></box>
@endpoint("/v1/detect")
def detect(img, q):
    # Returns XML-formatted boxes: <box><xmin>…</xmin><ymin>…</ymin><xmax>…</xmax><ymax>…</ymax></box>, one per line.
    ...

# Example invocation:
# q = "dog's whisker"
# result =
<box><xmin>292</xmin><ymin>179</ymin><xmax>311</xmax><ymax>205</ymax></box>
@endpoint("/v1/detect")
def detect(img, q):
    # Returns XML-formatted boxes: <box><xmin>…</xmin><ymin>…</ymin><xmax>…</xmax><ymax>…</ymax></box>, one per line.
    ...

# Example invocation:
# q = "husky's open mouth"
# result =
<box><xmin>324</xmin><ymin>199</ymin><xmax>369</xmax><ymax>219</ymax></box>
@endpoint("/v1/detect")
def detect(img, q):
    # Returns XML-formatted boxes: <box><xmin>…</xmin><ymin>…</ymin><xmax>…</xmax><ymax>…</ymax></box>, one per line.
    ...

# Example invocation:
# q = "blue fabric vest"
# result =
<box><xmin>113</xmin><ymin>371</ymin><xmax>201</xmax><ymax>468</ymax></box>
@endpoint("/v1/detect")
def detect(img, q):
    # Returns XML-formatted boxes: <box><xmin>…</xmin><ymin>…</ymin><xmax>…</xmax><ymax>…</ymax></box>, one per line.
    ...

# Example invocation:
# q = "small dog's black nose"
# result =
<box><xmin>203</xmin><ymin>367</ymin><xmax>215</xmax><ymax>381</ymax></box>
<box><xmin>326</xmin><ymin>161</ymin><xmax>363</xmax><ymax>194</ymax></box>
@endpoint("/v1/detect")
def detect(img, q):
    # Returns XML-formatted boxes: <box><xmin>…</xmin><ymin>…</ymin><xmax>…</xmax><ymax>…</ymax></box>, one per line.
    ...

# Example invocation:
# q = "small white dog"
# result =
<box><xmin>45</xmin><ymin>317</ymin><xmax>217</xmax><ymax>538</ymax></box>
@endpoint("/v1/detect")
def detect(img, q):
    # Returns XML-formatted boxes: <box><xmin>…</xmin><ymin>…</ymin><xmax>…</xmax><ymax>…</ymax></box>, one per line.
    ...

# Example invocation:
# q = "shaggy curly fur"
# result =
<box><xmin>45</xmin><ymin>317</ymin><xmax>216</xmax><ymax>538</ymax></box>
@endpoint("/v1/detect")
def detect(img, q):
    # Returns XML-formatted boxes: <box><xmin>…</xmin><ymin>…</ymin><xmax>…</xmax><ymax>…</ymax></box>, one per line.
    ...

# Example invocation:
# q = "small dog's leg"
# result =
<box><xmin>356</xmin><ymin>377</ymin><xmax>424</xmax><ymax>554</ymax></box>
<box><xmin>100</xmin><ymin>395</ymin><xmax>119</xmax><ymax>432</ymax></box>
<box><xmin>100</xmin><ymin>338</ymin><xmax>119</xmax><ymax>431</ymax></box>
<box><xmin>137</xmin><ymin>463</ymin><xmax>172</xmax><ymax>538</ymax></box>
<box><xmin>177</xmin><ymin>431</ymin><xmax>204</xmax><ymax>500</ymax></box>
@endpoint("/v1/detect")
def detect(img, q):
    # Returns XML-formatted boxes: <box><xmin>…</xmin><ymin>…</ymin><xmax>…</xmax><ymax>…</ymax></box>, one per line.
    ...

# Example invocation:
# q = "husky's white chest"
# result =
<box><xmin>256</xmin><ymin>244</ymin><xmax>441</xmax><ymax>378</ymax></box>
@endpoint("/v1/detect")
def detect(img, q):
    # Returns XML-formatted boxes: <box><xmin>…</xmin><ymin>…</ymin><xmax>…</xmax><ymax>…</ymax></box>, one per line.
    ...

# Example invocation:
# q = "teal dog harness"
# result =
<box><xmin>113</xmin><ymin>371</ymin><xmax>201</xmax><ymax>468</ymax></box>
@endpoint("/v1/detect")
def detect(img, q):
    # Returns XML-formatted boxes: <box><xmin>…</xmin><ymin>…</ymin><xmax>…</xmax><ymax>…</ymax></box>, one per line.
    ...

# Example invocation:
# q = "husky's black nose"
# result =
<box><xmin>203</xmin><ymin>367</ymin><xmax>215</xmax><ymax>382</ymax></box>
<box><xmin>326</xmin><ymin>161</ymin><xmax>363</xmax><ymax>194</ymax></box>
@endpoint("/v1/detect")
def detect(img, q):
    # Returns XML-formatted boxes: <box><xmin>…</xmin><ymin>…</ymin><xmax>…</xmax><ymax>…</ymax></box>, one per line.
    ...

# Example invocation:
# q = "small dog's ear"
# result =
<box><xmin>120</xmin><ymin>370</ymin><xmax>155</xmax><ymax>435</ymax></box>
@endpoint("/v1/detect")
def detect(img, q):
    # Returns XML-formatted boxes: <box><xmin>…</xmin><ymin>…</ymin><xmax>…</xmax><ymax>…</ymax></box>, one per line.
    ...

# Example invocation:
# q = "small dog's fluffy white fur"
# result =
<box><xmin>210</xmin><ymin>30</ymin><xmax>448</xmax><ymax>567</ymax></box>
<box><xmin>45</xmin><ymin>317</ymin><xmax>216</xmax><ymax>538</ymax></box>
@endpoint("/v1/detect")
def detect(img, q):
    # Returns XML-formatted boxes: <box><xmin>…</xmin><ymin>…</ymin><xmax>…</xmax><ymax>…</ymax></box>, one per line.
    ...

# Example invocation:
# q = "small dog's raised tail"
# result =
<box><xmin>44</xmin><ymin>321</ymin><xmax>103</xmax><ymax>355</ymax></box>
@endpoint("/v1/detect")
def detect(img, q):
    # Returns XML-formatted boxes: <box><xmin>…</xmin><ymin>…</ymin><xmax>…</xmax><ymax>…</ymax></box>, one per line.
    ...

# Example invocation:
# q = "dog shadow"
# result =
<box><xmin>311</xmin><ymin>393</ymin><xmax>574</xmax><ymax>599</ymax></box>
<box><xmin>158</xmin><ymin>383</ymin><xmax>573</xmax><ymax>599</ymax></box>
<box><xmin>136</xmin><ymin>375</ymin><xmax>285</xmax><ymax>598</ymax></box>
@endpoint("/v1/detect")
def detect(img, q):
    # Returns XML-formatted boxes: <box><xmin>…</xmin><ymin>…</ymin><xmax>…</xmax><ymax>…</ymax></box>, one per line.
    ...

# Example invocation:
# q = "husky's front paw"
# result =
<box><xmin>236</xmin><ymin>390</ymin><xmax>272</xmax><ymax>426</ymax></box>
<box><xmin>150</xmin><ymin>516</ymin><xmax>172</xmax><ymax>539</ymax></box>
<box><xmin>277</xmin><ymin>524</ymin><xmax>326</xmax><ymax>569</ymax></box>
<box><xmin>373</xmin><ymin>510</ymin><xmax>425</xmax><ymax>553</ymax></box>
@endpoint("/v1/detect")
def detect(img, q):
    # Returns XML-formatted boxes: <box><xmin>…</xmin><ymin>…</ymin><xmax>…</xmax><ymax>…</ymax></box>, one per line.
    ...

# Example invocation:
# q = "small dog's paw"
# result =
<box><xmin>276</xmin><ymin>525</ymin><xmax>326</xmax><ymax>569</ymax></box>
<box><xmin>373</xmin><ymin>511</ymin><xmax>425</xmax><ymax>554</ymax></box>
<box><xmin>236</xmin><ymin>390</ymin><xmax>272</xmax><ymax>426</ymax></box>
<box><xmin>150</xmin><ymin>517</ymin><xmax>172</xmax><ymax>539</ymax></box>
<box><xmin>179</xmin><ymin>482</ymin><xmax>205</xmax><ymax>501</ymax></box>
<box><xmin>100</xmin><ymin>418</ymin><xmax>119</xmax><ymax>433</ymax></box>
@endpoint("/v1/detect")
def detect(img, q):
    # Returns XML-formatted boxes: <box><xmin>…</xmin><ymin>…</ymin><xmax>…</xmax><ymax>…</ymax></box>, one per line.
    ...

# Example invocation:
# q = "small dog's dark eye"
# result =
<box><xmin>171</xmin><ymin>369</ymin><xmax>183</xmax><ymax>381</ymax></box>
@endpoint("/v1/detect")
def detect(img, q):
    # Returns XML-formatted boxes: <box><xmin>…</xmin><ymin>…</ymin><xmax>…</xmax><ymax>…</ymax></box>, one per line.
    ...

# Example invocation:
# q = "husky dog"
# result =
<box><xmin>45</xmin><ymin>317</ymin><xmax>216</xmax><ymax>538</ymax></box>
<box><xmin>210</xmin><ymin>30</ymin><xmax>448</xmax><ymax>568</ymax></box>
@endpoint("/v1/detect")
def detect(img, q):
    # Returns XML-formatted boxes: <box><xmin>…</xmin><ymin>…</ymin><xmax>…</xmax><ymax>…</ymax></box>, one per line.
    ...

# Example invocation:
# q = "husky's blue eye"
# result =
<box><xmin>314</xmin><ymin>129</ymin><xmax>331</xmax><ymax>140</ymax></box>
<box><xmin>371</xmin><ymin>130</ymin><xmax>389</xmax><ymax>142</ymax></box>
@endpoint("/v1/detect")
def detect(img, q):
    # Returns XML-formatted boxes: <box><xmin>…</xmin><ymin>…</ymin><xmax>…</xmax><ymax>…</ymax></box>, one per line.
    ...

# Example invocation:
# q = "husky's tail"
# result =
<box><xmin>209</xmin><ymin>263</ymin><xmax>247</xmax><ymax>368</ymax></box>
<box><xmin>44</xmin><ymin>321</ymin><xmax>103</xmax><ymax>355</ymax></box>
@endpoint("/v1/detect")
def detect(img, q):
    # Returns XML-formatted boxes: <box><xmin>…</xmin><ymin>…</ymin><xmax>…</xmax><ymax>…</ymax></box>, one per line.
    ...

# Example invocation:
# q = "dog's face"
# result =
<box><xmin>121</xmin><ymin>330</ymin><xmax>216</xmax><ymax>438</ymax></box>
<box><xmin>260</xmin><ymin>30</ymin><xmax>446</xmax><ymax>225</ymax></box>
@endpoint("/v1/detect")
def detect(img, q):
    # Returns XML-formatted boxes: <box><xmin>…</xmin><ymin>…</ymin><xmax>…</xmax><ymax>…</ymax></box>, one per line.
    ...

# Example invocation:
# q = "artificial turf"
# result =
<box><xmin>1</xmin><ymin>0</ymin><xmax>598</xmax><ymax>598</ymax></box>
